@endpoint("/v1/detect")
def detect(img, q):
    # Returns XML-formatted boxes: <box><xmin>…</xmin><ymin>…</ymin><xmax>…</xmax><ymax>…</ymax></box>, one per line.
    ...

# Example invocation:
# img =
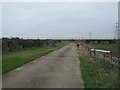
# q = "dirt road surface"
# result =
<box><xmin>3</xmin><ymin>43</ymin><xmax>84</xmax><ymax>88</ymax></box>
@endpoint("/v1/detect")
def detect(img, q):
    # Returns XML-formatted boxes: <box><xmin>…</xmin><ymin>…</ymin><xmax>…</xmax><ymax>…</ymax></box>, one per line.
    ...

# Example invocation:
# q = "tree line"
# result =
<box><xmin>2</xmin><ymin>37</ymin><xmax>62</xmax><ymax>52</ymax></box>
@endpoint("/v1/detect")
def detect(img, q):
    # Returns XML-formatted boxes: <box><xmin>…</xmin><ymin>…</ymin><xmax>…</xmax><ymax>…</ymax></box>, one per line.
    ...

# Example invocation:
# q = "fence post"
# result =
<box><xmin>93</xmin><ymin>49</ymin><xmax>96</xmax><ymax>60</ymax></box>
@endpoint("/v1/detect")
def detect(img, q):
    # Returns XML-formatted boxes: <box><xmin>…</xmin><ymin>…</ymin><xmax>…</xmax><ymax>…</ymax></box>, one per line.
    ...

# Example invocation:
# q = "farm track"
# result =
<box><xmin>3</xmin><ymin>43</ymin><xmax>84</xmax><ymax>88</ymax></box>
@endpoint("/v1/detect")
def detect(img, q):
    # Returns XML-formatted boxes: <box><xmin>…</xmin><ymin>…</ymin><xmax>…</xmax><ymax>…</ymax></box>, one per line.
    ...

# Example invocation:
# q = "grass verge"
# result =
<box><xmin>2</xmin><ymin>41</ymin><xmax>69</xmax><ymax>74</ymax></box>
<box><xmin>80</xmin><ymin>56</ymin><xmax>118</xmax><ymax>88</ymax></box>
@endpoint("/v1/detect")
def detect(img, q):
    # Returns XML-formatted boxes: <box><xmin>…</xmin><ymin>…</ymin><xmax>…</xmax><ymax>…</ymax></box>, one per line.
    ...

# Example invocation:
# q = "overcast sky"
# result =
<box><xmin>2</xmin><ymin>2</ymin><xmax>118</xmax><ymax>39</ymax></box>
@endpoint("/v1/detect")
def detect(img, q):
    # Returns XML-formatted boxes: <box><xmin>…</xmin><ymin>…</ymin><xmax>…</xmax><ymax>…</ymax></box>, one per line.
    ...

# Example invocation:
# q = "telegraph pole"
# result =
<box><xmin>114</xmin><ymin>22</ymin><xmax>118</xmax><ymax>40</ymax></box>
<box><xmin>118</xmin><ymin>23</ymin><xmax>120</xmax><ymax>41</ymax></box>
<box><xmin>118</xmin><ymin>1</ymin><xmax>120</xmax><ymax>88</ymax></box>
<box><xmin>89</xmin><ymin>31</ymin><xmax>92</xmax><ymax>39</ymax></box>
<box><xmin>81</xmin><ymin>34</ymin><xmax>83</xmax><ymax>40</ymax></box>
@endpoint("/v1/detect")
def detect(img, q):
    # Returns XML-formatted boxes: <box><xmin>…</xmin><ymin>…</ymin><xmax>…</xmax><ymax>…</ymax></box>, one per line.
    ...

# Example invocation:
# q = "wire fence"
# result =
<box><xmin>87</xmin><ymin>41</ymin><xmax>120</xmax><ymax>68</ymax></box>
<box><xmin>76</xmin><ymin>40</ymin><xmax>120</xmax><ymax>68</ymax></box>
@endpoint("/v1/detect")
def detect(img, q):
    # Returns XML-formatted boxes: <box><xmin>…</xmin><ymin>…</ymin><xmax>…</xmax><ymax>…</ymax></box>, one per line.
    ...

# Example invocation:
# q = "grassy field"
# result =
<box><xmin>80</xmin><ymin>56</ymin><xmax>119</xmax><ymax>88</ymax></box>
<box><xmin>2</xmin><ymin>41</ymin><xmax>69</xmax><ymax>74</ymax></box>
<box><xmin>89</xmin><ymin>43</ymin><xmax>118</xmax><ymax>56</ymax></box>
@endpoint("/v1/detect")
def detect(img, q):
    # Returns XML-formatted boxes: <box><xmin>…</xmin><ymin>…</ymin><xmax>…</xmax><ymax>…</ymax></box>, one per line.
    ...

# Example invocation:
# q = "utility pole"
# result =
<box><xmin>118</xmin><ymin>2</ymin><xmax>120</xmax><ymax>88</ymax></box>
<box><xmin>82</xmin><ymin>34</ymin><xmax>83</xmax><ymax>40</ymax></box>
<box><xmin>114</xmin><ymin>22</ymin><xmax>119</xmax><ymax>40</ymax></box>
<box><xmin>89</xmin><ymin>31</ymin><xmax>92</xmax><ymax>40</ymax></box>
<box><xmin>118</xmin><ymin>23</ymin><xmax>120</xmax><ymax>40</ymax></box>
